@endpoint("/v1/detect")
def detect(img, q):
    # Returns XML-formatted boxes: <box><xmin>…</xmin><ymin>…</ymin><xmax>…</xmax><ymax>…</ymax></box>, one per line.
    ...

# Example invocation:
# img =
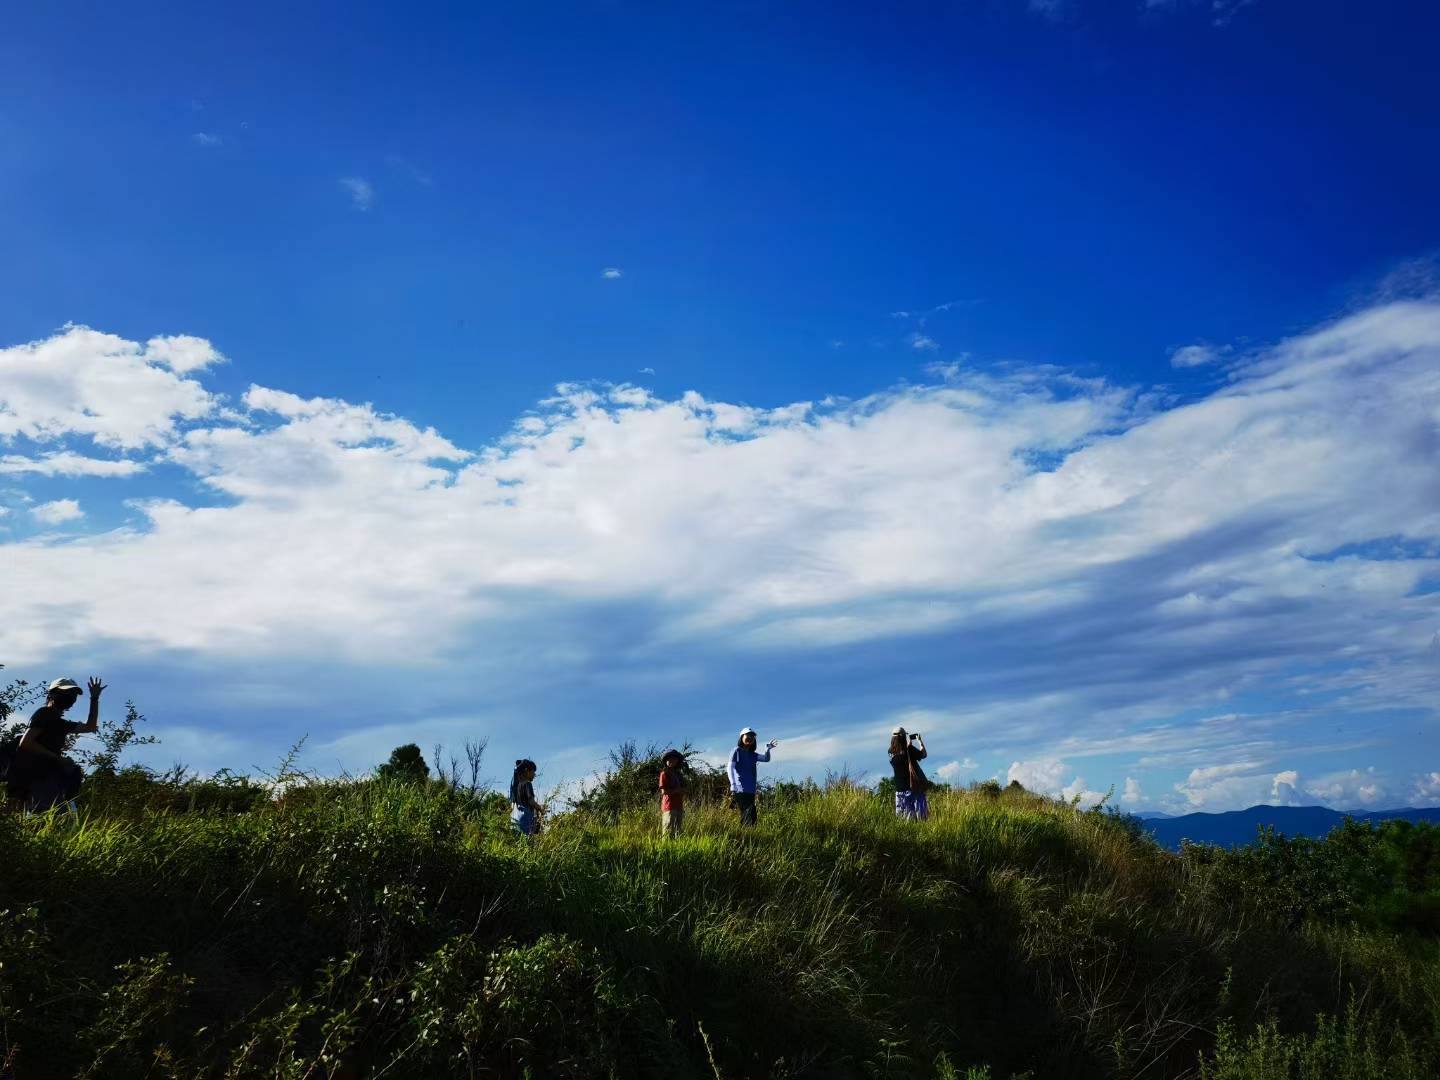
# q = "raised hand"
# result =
<box><xmin>767</xmin><ymin>739</ymin><xmax>778</xmax><ymax>750</ymax></box>
<box><xmin>87</xmin><ymin>677</ymin><xmax>107</xmax><ymax>697</ymax></box>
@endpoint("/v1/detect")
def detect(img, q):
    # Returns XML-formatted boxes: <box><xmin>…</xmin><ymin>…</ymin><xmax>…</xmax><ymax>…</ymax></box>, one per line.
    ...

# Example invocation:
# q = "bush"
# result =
<box><xmin>1182</xmin><ymin>818</ymin><xmax>1440</xmax><ymax>936</ymax></box>
<box><xmin>569</xmin><ymin>740</ymin><xmax>729</xmax><ymax>821</ymax></box>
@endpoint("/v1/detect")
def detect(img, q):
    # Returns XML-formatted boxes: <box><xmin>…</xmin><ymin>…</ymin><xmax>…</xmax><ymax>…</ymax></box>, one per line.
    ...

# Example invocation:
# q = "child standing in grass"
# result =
<box><xmin>889</xmin><ymin>727</ymin><xmax>930</xmax><ymax>820</ymax></box>
<box><xmin>658</xmin><ymin>748</ymin><xmax>686</xmax><ymax>838</ymax></box>
<box><xmin>728</xmin><ymin>727</ymin><xmax>778</xmax><ymax>826</ymax></box>
<box><xmin>509</xmin><ymin>759</ymin><xmax>543</xmax><ymax>838</ymax></box>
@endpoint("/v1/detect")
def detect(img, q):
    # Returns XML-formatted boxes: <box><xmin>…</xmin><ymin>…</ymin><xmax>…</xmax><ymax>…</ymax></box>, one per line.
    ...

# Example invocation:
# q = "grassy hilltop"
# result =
<box><xmin>2</xmin><ymin>763</ymin><xmax>1438</xmax><ymax>1079</ymax></box>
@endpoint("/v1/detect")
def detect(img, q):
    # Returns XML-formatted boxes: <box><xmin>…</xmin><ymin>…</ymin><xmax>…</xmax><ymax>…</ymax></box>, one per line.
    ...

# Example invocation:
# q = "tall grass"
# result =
<box><xmin>0</xmin><ymin>780</ymin><xmax>1434</xmax><ymax>1078</ymax></box>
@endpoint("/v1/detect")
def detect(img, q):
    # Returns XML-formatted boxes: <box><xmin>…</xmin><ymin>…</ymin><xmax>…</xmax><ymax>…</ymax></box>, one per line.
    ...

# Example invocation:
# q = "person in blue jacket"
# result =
<box><xmin>728</xmin><ymin>727</ymin><xmax>777</xmax><ymax>826</ymax></box>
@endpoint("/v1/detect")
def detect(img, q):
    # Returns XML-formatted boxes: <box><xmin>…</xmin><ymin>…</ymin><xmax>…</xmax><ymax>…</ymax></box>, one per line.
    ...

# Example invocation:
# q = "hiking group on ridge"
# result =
<box><xmin>5</xmin><ymin>675</ymin><xmax>936</xmax><ymax>836</ymax></box>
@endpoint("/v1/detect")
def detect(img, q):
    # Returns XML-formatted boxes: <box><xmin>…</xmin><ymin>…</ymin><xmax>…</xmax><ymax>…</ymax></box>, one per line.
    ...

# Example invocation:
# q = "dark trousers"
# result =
<box><xmin>14</xmin><ymin>758</ymin><xmax>82</xmax><ymax>811</ymax></box>
<box><xmin>735</xmin><ymin>791</ymin><xmax>757</xmax><ymax>826</ymax></box>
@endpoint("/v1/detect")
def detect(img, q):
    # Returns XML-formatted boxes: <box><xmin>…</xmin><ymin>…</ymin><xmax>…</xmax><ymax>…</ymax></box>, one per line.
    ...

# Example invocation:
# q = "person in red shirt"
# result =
<box><xmin>658</xmin><ymin>749</ymin><xmax>687</xmax><ymax>838</ymax></box>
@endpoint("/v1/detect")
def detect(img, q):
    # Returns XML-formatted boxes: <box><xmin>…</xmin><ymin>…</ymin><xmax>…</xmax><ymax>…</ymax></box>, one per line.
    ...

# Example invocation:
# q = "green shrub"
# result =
<box><xmin>1198</xmin><ymin>1000</ymin><xmax>1426</xmax><ymax>1080</ymax></box>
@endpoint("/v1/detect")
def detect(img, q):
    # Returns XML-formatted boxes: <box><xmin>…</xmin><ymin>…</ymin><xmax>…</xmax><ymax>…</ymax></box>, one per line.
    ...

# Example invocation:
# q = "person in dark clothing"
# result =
<box><xmin>889</xmin><ymin>726</ymin><xmax>930</xmax><ymax>820</ymax></box>
<box><xmin>7</xmin><ymin>677</ymin><xmax>105</xmax><ymax>810</ymax></box>
<box><xmin>509</xmin><ymin>758</ymin><xmax>543</xmax><ymax>838</ymax></box>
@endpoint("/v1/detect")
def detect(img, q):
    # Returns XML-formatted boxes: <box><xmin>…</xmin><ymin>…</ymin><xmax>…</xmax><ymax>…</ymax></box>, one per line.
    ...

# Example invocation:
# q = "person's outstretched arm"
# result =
<box><xmin>911</xmin><ymin>734</ymin><xmax>926</xmax><ymax>760</ymax></box>
<box><xmin>71</xmin><ymin>677</ymin><xmax>105</xmax><ymax>735</ymax></box>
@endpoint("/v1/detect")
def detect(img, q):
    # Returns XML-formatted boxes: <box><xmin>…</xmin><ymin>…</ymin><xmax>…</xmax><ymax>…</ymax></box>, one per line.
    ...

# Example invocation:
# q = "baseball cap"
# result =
<box><xmin>47</xmin><ymin>678</ymin><xmax>82</xmax><ymax>694</ymax></box>
<box><xmin>739</xmin><ymin>726</ymin><xmax>756</xmax><ymax>737</ymax></box>
<box><xmin>891</xmin><ymin>726</ymin><xmax>906</xmax><ymax>735</ymax></box>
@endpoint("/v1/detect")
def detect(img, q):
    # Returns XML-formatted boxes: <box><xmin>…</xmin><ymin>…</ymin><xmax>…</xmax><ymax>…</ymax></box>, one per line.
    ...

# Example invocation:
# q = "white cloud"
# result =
<box><xmin>936</xmin><ymin>757</ymin><xmax>979</xmax><ymax>782</ymax></box>
<box><xmin>1305</xmin><ymin>766</ymin><xmax>1388</xmax><ymax>809</ymax></box>
<box><xmin>32</xmin><ymin>499</ymin><xmax>84</xmax><ymax>525</ymax></box>
<box><xmin>1414</xmin><ymin>773</ymin><xmax>1440</xmax><ymax>804</ymax></box>
<box><xmin>339</xmin><ymin>177</ymin><xmax>375</xmax><ymax>211</ymax></box>
<box><xmin>1170</xmin><ymin>343</ymin><xmax>1222</xmax><ymax>368</ymax></box>
<box><xmin>1008</xmin><ymin>759</ymin><xmax>1108</xmax><ymax>804</ymax></box>
<box><xmin>144</xmin><ymin>335</ymin><xmax>225</xmax><ymax>374</ymax></box>
<box><xmin>1122</xmin><ymin>777</ymin><xmax>1144</xmax><ymax>805</ymax></box>
<box><xmin>601</xmin><ymin>268</ymin><xmax>624</xmax><ymax>279</ymax></box>
<box><xmin>1173</xmin><ymin>763</ymin><xmax>1307</xmax><ymax>811</ymax></box>
<box><xmin>1</xmin><ymin>299</ymin><xmax>1438</xmax><ymax>800</ymax></box>
<box><xmin>0</xmin><ymin>452</ymin><xmax>144</xmax><ymax>478</ymax></box>
<box><xmin>191</xmin><ymin>132</ymin><xmax>223</xmax><ymax>147</ymax></box>
<box><xmin>909</xmin><ymin>333</ymin><xmax>939</xmax><ymax>351</ymax></box>
<box><xmin>0</xmin><ymin>326</ymin><xmax>215</xmax><ymax>448</ymax></box>
<box><xmin>1008</xmin><ymin>758</ymin><xmax>1071</xmax><ymax>792</ymax></box>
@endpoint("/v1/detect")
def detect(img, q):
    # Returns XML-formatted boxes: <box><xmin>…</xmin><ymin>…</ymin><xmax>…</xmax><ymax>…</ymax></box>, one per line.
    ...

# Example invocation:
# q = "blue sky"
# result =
<box><xmin>2</xmin><ymin>1</ymin><xmax>1438</xmax><ymax>811</ymax></box>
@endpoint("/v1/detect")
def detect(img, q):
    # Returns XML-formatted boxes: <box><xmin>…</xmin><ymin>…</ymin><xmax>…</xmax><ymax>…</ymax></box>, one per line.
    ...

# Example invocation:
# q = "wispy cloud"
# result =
<box><xmin>601</xmin><ymin>267</ymin><xmax>624</xmax><ymax>280</ymax></box>
<box><xmin>338</xmin><ymin>177</ymin><xmax>376</xmax><ymax>211</ymax></box>
<box><xmin>1143</xmin><ymin>0</ymin><xmax>1260</xmax><ymax>27</ymax></box>
<box><xmin>909</xmin><ymin>333</ymin><xmax>939</xmax><ymax>351</ymax></box>
<box><xmin>384</xmin><ymin>155</ymin><xmax>433</xmax><ymax>186</ymax></box>
<box><xmin>191</xmin><ymin>132</ymin><xmax>223</xmax><ymax>147</ymax></box>
<box><xmin>1211</xmin><ymin>0</ymin><xmax>1258</xmax><ymax>28</ymax></box>
<box><xmin>1169</xmin><ymin>343</ymin><xmax>1226</xmax><ymax>368</ymax></box>
<box><xmin>31</xmin><ymin>499</ymin><xmax>84</xmax><ymax>525</ymax></box>
<box><xmin>0</xmin><ymin>452</ymin><xmax>144</xmax><ymax>478</ymax></box>
<box><xmin>1028</xmin><ymin>0</ymin><xmax>1068</xmax><ymax>22</ymax></box>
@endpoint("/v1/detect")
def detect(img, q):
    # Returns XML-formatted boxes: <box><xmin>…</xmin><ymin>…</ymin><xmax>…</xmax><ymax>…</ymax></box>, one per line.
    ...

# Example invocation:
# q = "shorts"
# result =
<box><xmin>662</xmin><ymin>807</ymin><xmax>684</xmax><ymax>837</ymax></box>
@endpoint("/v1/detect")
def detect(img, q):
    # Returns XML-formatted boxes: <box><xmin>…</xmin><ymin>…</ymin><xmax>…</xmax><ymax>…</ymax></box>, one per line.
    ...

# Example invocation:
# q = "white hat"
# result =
<box><xmin>891</xmin><ymin>726</ymin><xmax>906</xmax><ymax>735</ymax></box>
<box><xmin>47</xmin><ymin>678</ymin><xmax>82</xmax><ymax>693</ymax></box>
<box><xmin>739</xmin><ymin>726</ymin><xmax>756</xmax><ymax>737</ymax></box>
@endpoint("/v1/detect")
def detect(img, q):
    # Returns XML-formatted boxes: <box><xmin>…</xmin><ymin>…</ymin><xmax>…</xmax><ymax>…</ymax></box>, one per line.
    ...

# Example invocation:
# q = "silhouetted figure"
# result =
<box><xmin>728</xmin><ymin>727</ymin><xmax>777</xmax><ymax>826</ymax></box>
<box><xmin>889</xmin><ymin>726</ymin><xmax>929</xmax><ymax>820</ymax></box>
<box><xmin>509</xmin><ymin>758</ymin><xmax>543</xmax><ymax>838</ymax></box>
<box><xmin>6</xmin><ymin>677</ymin><xmax>104</xmax><ymax>811</ymax></box>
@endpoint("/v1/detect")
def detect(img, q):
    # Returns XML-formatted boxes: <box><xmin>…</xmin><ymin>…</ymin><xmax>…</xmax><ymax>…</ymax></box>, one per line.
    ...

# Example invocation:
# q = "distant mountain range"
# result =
<box><xmin>1141</xmin><ymin>805</ymin><xmax>1440</xmax><ymax>851</ymax></box>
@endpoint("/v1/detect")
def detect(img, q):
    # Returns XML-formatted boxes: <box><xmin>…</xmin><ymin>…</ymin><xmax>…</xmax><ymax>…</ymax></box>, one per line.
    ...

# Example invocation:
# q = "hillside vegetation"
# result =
<box><xmin>3</xmin><ymin>754</ymin><xmax>1438</xmax><ymax>1080</ymax></box>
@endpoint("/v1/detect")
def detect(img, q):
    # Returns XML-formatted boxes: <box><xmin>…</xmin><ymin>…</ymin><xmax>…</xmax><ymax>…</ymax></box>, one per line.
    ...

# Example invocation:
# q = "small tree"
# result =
<box><xmin>0</xmin><ymin>666</ymin><xmax>38</xmax><ymax>748</ymax></box>
<box><xmin>72</xmin><ymin>700</ymin><xmax>159</xmax><ymax>776</ymax></box>
<box><xmin>376</xmin><ymin>743</ymin><xmax>430</xmax><ymax>784</ymax></box>
<box><xmin>571</xmin><ymin>741</ymin><xmax>727</xmax><ymax>821</ymax></box>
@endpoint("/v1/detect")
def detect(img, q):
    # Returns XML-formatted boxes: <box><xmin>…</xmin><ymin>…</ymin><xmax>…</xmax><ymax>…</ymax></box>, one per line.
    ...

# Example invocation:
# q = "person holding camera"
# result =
<box><xmin>888</xmin><ymin>726</ymin><xmax>930</xmax><ymax>820</ymax></box>
<box><xmin>5</xmin><ymin>677</ymin><xmax>104</xmax><ymax>811</ymax></box>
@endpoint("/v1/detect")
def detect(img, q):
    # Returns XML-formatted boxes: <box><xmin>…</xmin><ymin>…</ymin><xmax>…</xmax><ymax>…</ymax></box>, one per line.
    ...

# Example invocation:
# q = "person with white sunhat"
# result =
<box><xmin>4</xmin><ymin>677</ymin><xmax>105</xmax><ymax>811</ymax></box>
<box><xmin>888</xmin><ymin>725</ymin><xmax>930</xmax><ymax>821</ymax></box>
<box><xmin>727</xmin><ymin>726</ymin><xmax>777</xmax><ymax>826</ymax></box>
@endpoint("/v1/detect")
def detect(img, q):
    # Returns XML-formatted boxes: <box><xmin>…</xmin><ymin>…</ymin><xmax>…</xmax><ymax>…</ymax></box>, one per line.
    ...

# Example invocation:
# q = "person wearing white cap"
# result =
<box><xmin>888</xmin><ymin>726</ymin><xmax>930</xmax><ymax>821</ymax></box>
<box><xmin>4</xmin><ymin>676</ymin><xmax>105</xmax><ymax>810</ymax></box>
<box><xmin>727</xmin><ymin>727</ymin><xmax>777</xmax><ymax>826</ymax></box>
